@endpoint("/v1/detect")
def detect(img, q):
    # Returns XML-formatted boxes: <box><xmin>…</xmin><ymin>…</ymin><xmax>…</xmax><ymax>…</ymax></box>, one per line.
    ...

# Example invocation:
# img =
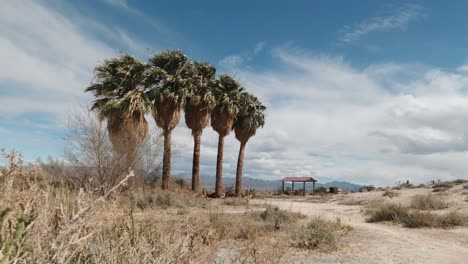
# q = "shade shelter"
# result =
<box><xmin>280</xmin><ymin>177</ymin><xmax>317</xmax><ymax>195</ymax></box>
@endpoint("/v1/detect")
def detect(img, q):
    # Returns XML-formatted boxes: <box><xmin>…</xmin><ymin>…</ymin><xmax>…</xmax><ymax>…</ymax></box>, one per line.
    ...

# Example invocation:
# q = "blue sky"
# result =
<box><xmin>2</xmin><ymin>0</ymin><xmax>468</xmax><ymax>185</ymax></box>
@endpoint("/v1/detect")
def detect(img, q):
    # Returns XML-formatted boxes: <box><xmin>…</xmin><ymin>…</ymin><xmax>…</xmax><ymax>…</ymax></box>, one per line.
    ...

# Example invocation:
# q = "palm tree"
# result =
<box><xmin>184</xmin><ymin>62</ymin><xmax>217</xmax><ymax>192</ymax></box>
<box><xmin>211</xmin><ymin>75</ymin><xmax>244</xmax><ymax>197</ymax></box>
<box><xmin>233</xmin><ymin>93</ymin><xmax>266</xmax><ymax>196</ymax></box>
<box><xmin>85</xmin><ymin>54</ymin><xmax>149</xmax><ymax>167</ymax></box>
<box><xmin>146</xmin><ymin>50</ymin><xmax>192</xmax><ymax>190</ymax></box>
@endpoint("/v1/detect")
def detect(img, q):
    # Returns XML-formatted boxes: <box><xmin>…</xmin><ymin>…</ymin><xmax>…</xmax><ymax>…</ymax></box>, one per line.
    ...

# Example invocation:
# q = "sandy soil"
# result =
<box><xmin>251</xmin><ymin>184</ymin><xmax>468</xmax><ymax>264</ymax></box>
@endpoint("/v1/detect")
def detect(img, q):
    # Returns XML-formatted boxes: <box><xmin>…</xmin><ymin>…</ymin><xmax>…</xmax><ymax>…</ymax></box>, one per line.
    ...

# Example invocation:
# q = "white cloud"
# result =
<box><xmin>0</xmin><ymin>0</ymin><xmax>156</xmax><ymax>120</ymax></box>
<box><xmin>218</xmin><ymin>41</ymin><xmax>267</xmax><ymax>71</ymax></box>
<box><xmin>340</xmin><ymin>4</ymin><xmax>424</xmax><ymax>43</ymax></box>
<box><xmin>101</xmin><ymin>0</ymin><xmax>181</xmax><ymax>45</ymax></box>
<box><xmin>219</xmin><ymin>55</ymin><xmax>244</xmax><ymax>70</ymax></box>
<box><xmin>184</xmin><ymin>47</ymin><xmax>468</xmax><ymax>186</ymax></box>
<box><xmin>253</xmin><ymin>41</ymin><xmax>266</xmax><ymax>54</ymax></box>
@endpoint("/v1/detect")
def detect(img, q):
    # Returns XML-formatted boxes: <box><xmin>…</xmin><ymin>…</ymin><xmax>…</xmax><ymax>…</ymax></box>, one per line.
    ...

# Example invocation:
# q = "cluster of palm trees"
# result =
<box><xmin>85</xmin><ymin>50</ymin><xmax>266</xmax><ymax>197</ymax></box>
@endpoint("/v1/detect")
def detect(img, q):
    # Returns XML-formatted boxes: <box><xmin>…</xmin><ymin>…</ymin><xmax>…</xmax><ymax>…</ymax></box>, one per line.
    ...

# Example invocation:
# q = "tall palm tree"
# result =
<box><xmin>85</xmin><ymin>54</ymin><xmax>149</xmax><ymax>166</ymax></box>
<box><xmin>184</xmin><ymin>62</ymin><xmax>217</xmax><ymax>192</ymax></box>
<box><xmin>211</xmin><ymin>75</ymin><xmax>244</xmax><ymax>197</ymax></box>
<box><xmin>146</xmin><ymin>50</ymin><xmax>192</xmax><ymax>190</ymax></box>
<box><xmin>233</xmin><ymin>93</ymin><xmax>266</xmax><ymax>196</ymax></box>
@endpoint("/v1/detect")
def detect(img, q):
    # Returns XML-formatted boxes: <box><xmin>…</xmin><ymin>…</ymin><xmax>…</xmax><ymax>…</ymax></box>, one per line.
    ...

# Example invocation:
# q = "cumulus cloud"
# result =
<box><xmin>180</xmin><ymin>47</ymin><xmax>468</xmax><ymax>186</ymax></box>
<box><xmin>339</xmin><ymin>4</ymin><xmax>424</xmax><ymax>43</ymax></box>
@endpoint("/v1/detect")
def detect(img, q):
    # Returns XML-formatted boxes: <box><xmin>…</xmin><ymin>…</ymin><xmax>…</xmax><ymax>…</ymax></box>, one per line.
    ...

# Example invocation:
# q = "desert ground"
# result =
<box><xmin>250</xmin><ymin>184</ymin><xmax>468</xmax><ymax>264</ymax></box>
<box><xmin>3</xmin><ymin>153</ymin><xmax>468</xmax><ymax>263</ymax></box>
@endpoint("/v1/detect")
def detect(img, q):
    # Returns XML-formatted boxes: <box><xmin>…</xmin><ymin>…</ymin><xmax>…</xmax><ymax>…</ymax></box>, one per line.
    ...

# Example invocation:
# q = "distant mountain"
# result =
<box><xmin>173</xmin><ymin>173</ymin><xmax>362</xmax><ymax>192</ymax></box>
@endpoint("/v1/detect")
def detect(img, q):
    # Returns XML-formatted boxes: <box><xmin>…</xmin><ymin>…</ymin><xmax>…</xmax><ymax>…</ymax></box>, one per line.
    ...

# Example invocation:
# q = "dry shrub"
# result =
<box><xmin>451</xmin><ymin>179</ymin><xmax>467</xmax><ymax>185</ymax></box>
<box><xmin>292</xmin><ymin>218</ymin><xmax>352</xmax><ymax>251</ymax></box>
<box><xmin>433</xmin><ymin>182</ymin><xmax>454</xmax><ymax>189</ymax></box>
<box><xmin>383</xmin><ymin>189</ymin><xmax>400</xmax><ymax>198</ymax></box>
<box><xmin>135</xmin><ymin>188</ymin><xmax>208</xmax><ymax>210</ymax></box>
<box><xmin>256</xmin><ymin>206</ymin><xmax>305</xmax><ymax>230</ymax></box>
<box><xmin>402</xmin><ymin>211</ymin><xmax>467</xmax><ymax>228</ymax></box>
<box><xmin>401</xmin><ymin>211</ymin><xmax>436</xmax><ymax>228</ymax></box>
<box><xmin>365</xmin><ymin>203</ymin><xmax>409</xmax><ymax>223</ymax></box>
<box><xmin>432</xmin><ymin>187</ymin><xmax>449</xmax><ymax>193</ymax></box>
<box><xmin>364</xmin><ymin>199</ymin><xmax>467</xmax><ymax>229</ymax></box>
<box><xmin>410</xmin><ymin>194</ymin><xmax>448</xmax><ymax>210</ymax></box>
<box><xmin>463</xmin><ymin>185</ymin><xmax>468</xmax><ymax>189</ymax></box>
<box><xmin>223</xmin><ymin>197</ymin><xmax>249</xmax><ymax>206</ymax></box>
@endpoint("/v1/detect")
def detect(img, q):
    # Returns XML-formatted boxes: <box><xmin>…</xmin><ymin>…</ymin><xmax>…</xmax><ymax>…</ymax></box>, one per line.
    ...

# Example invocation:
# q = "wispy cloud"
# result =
<box><xmin>339</xmin><ymin>4</ymin><xmax>424</xmax><ymax>43</ymax></box>
<box><xmin>218</xmin><ymin>41</ymin><xmax>267</xmax><ymax>72</ymax></box>
<box><xmin>101</xmin><ymin>0</ymin><xmax>182</xmax><ymax>45</ymax></box>
<box><xmin>219</xmin><ymin>55</ymin><xmax>244</xmax><ymax>70</ymax></box>
<box><xmin>253</xmin><ymin>41</ymin><xmax>267</xmax><ymax>55</ymax></box>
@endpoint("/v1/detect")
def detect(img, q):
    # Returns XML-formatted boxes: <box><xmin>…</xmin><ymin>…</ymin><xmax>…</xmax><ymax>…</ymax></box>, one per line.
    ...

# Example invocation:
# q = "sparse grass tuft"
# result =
<box><xmin>365</xmin><ymin>203</ymin><xmax>409</xmax><ymax>223</ymax></box>
<box><xmin>257</xmin><ymin>206</ymin><xmax>306</xmax><ymax>230</ymax></box>
<box><xmin>433</xmin><ymin>182</ymin><xmax>454</xmax><ymax>189</ymax></box>
<box><xmin>401</xmin><ymin>211</ymin><xmax>436</xmax><ymax>228</ymax></box>
<box><xmin>410</xmin><ymin>194</ymin><xmax>448</xmax><ymax>210</ymax></box>
<box><xmin>292</xmin><ymin>218</ymin><xmax>352</xmax><ymax>251</ymax></box>
<box><xmin>382</xmin><ymin>189</ymin><xmax>400</xmax><ymax>198</ymax></box>
<box><xmin>223</xmin><ymin>197</ymin><xmax>249</xmax><ymax>206</ymax></box>
<box><xmin>432</xmin><ymin>187</ymin><xmax>449</xmax><ymax>192</ymax></box>
<box><xmin>364</xmin><ymin>200</ymin><xmax>468</xmax><ymax>229</ymax></box>
<box><xmin>402</xmin><ymin>211</ymin><xmax>467</xmax><ymax>228</ymax></box>
<box><xmin>451</xmin><ymin>179</ymin><xmax>467</xmax><ymax>185</ymax></box>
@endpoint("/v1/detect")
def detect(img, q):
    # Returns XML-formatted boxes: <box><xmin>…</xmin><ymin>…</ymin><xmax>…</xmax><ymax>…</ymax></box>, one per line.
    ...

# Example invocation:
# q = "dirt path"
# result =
<box><xmin>251</xmin><ymin>198</ymin><xmax>468</xmax><ymax>264</ymax></box>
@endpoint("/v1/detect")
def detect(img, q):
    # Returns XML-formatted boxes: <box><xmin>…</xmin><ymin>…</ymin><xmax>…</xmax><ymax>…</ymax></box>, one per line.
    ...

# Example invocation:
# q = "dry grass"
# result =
<box><xmin>0</xmin><ymin>150</ymin><xmax>353</xmax><ymax>263</ymax></box>
<box><xmin>402</xmin><ymin>211</ymin><xmax>467</xmax><ymax>228</ymax></box>
<box><xmin>223</xmin><ymin>197</ymin><xmax>250</xmax><ymax>207</ymax></box>
<box><xmin>433</xmin><ymin>182</ymin><xmax>455</xmax><ymax>189</ymax></box>
<box><xmin>338</xmin><ymin>198</ymin><xmax>365</xmax><ymax>206</ymax></box>
<box><xmin>292</xmin><ymin>218</ymin><xmax>352</xmax><ymax>251</ymax></box>
<box><xmin>365</xmin><ymin>201</ymin><xmax>468</xmax><ymax>229</ymax></box>
<box><xmin>382</xmin><ymin>189</ymin><xmax>400</xmax><ymax>198</ymax></box>
<box><xmin>433</xmin><ymin>187</ymin><xmax>449</xmax><ymax>192</ymax></box>
<box><xmin>410</xmin><ymin>194</ymin><xmax>449</xmax><ymax>210</ymax></box>
<box><xmin>365</xmin><ymin>203</ymin><xmax>409</xmax><ymax>223</ymax></box>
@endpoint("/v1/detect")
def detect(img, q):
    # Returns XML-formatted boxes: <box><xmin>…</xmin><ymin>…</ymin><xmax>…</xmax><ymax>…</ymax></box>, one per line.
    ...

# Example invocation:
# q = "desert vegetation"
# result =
<box><xmin>365</xmin><ymin>198</ymin><xmax>467</xmax><ymax>228</ymax></box>
<box><xmin>0</xmin><ymin>151</ymin><xmax>355</xmax><ymax>263</ymax></box>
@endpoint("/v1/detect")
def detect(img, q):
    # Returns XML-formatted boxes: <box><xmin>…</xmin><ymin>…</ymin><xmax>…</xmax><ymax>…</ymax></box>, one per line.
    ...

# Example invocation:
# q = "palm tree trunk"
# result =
<box><xmin>191</xmin><ymin>130</ymin><xmax>202</xmax><ymax>192</ymax></box>
<box><xmin>235</xmin><ymin>142</ymin><xmax>246</xmax><ymax>196</ymax></box>
<box><xmin>215</xmin><ymin>134</ymin><xmax>225</xmax><ymax>197</ymax></box>
<box><xmin>161</xmin><ymin>129</ymin><xmax>172</xmax><ymax>190</ymax></box>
